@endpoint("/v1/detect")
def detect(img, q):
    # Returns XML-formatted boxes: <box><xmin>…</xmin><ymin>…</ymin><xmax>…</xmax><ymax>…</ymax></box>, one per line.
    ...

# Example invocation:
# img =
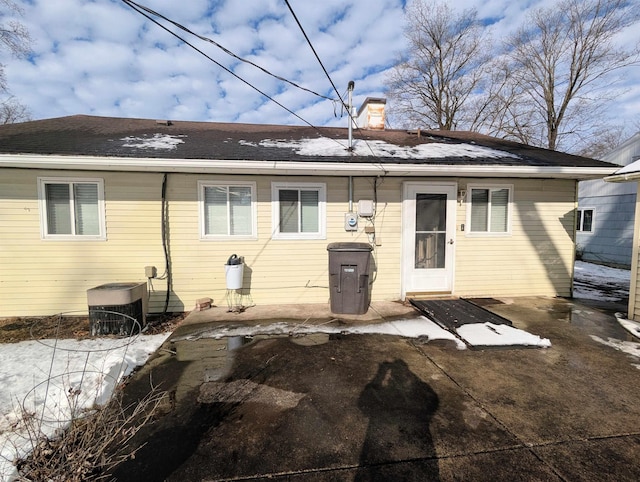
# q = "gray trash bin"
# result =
<box><xmin>327</xmin><ymin>242</ymin><xmax>373</xmax><ymax>314</ymax></box>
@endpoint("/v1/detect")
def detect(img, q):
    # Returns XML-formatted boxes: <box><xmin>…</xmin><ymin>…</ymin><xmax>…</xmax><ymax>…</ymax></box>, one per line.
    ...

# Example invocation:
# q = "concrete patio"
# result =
<box><xmin>111</xmin><ymin>296</ymin><xmax>640</xmax><ymax>481</ymax></box>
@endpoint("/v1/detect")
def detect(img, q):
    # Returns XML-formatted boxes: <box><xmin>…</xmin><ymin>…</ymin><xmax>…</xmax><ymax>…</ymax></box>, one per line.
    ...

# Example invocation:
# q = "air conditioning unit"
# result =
<box><xmin>87</xmin><ymin>282</ymin><xmax>148</xmax><ymax>336</ymax></box>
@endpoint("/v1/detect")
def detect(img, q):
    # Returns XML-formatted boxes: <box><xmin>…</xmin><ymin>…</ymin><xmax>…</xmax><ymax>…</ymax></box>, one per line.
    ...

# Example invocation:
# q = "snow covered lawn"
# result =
<box><xmin>0</xmin><ymin>333</ymin><xmax>169</xmax><ymax>481</ymax></box>
<box><xmin>574</xmin><ymin>260</ymin><xmax>630</xmax><ymax>302</ymax></box>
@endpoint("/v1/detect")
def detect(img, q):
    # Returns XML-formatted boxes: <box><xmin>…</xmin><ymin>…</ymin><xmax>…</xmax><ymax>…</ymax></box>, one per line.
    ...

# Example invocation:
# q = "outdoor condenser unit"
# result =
<box><xmin>87</xmin><ymin>282</ymin><xmax>148</xmax><ymax>336</ymax></box>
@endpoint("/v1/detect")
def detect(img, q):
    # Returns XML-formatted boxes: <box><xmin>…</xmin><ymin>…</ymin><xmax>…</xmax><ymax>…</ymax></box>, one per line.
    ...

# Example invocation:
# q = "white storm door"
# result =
<box><xmin>402</xmin><ymin>182</ymin><xmax>457</xmax><ymax>295</ymax></box>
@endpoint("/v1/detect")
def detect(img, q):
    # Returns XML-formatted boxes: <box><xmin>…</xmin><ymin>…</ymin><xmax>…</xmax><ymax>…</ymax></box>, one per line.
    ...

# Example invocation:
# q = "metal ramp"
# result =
<box><xmin>410</xmin><ymin>298</ymin><xmax>513</xmax><ymax>331</ymax></box>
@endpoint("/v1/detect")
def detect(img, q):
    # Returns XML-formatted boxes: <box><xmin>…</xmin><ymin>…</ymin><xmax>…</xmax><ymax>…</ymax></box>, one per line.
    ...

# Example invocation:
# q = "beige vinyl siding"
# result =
<box><xmin>0</xmin><ymin>169</ymin><xmax>167</xmax><ymax>317</ymax></box>
<box><xmin>455</xmin><ymin>178</ymin><xmax>576</xmax><ymax>297</ymax></box>
<box><xmin>165</xmin><ymin>175</ymin><xmax>402</xmax><ymax>309</ymax></box>
<box><xmin>1</xmin><ymin>169</ymin><xmax>578</xmax><ymax>318</ymax></box>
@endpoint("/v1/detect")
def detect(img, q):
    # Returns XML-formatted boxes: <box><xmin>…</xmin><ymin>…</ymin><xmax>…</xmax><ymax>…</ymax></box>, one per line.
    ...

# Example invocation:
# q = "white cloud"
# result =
<box><xmin>2</xmin><ymin>0</ymin><xmax>639</xmax><ymax>132</ymax></box>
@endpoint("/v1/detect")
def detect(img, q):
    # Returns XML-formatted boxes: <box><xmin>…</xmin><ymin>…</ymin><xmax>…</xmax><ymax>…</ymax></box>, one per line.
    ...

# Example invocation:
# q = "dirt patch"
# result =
<box><xmin>0</xmin><ymin>313</ymin><xmax>185</xmax><ymax>344</ymax></box>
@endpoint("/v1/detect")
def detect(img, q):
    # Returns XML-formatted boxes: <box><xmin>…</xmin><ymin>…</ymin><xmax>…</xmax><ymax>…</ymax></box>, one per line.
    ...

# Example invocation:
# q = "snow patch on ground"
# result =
<box><xmin>178</xmin><ymin>316</ymin><xmax>467</xmax><ymax>350</ymax></box>
<box><xmin>615</xmin><ymin>313</ymin><xmax>640</xmax><ymax>340</ymax></box>
<box><xmin>456</xmin><ymin>323</ymin><xmax>552</xmax><ymax>348</ymax></box>
<box><xmin>590</xmin><ymin>335</ymin><xmax>640</xmax><ymax>368</ymax></box>
<box><xmin>0</xmin><ymin>334</ymin><xmax>169</xmax><ymax>481</ymax></box>
<box><xmin>573</xmin><ymin>261</ymin><xmax>630</xmax><ymax>301</ymax></box>
<box><xmin>179</xmin><ymin>316</ymin><xmax>553</xmax><ymax>351</ymax></box>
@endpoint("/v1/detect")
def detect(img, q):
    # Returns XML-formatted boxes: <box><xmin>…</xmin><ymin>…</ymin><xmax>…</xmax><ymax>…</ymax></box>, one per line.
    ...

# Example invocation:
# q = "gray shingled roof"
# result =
<box><xmin>0</xmin><ymin>114</ymin><xmax>615</xmax><ymax>171</ymax></box>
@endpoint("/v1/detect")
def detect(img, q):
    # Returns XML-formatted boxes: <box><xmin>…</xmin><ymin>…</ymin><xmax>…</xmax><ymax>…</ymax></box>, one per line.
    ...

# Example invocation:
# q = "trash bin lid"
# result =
<box><xmin>226</xmin><ymin>254</ymin><xmax>242</xmax><ymax>265</ymax></box>
<box><xmin>327</xmin><ymin>242</ymin><xmax>372</xmax><ymax>252</ymax></box>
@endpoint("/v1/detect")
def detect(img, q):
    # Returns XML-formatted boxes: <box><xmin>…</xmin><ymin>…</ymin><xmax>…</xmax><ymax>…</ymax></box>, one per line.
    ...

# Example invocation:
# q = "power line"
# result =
<box><xmin>283</xmin><ymin>1</ymin><xmax>388</xmax><ymax>173</ymax></box>
<box><xmin>283</xmin><ymin>0</ymin><xmax>348</xmax><ymax>111</ymax></box>
<box><xmin>122</xmin><ymin>0</ymin><xmax>337</xmax><ymax>104</ymax></box>
<box><xmin>121</xmin><ymin>0</ymin><xmax>388</xmax><ymax>170</ymax></box>
<box><xmin>121</xmin><ymin>0</ymin><xmax>332</xmax><ymax>133</ymax></box>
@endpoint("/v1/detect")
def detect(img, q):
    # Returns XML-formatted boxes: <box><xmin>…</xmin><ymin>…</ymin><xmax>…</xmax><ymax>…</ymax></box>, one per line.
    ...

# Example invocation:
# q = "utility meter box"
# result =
<box><xmin>327</xmin><ymin>242</ymin><xmax>373</xmax><ymax>314</ymax></box>
<box><xmin>344</xmin><ymin>212</ymin><xmax>358</xmax><ymax>231</ymax></box>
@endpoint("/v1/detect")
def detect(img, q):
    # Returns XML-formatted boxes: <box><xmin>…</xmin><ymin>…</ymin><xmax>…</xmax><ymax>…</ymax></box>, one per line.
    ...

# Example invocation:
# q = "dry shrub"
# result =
<box><xmin>14</xmin><ymin>388</ymin><xmax>166</xmax><ymax>481</ymax></box>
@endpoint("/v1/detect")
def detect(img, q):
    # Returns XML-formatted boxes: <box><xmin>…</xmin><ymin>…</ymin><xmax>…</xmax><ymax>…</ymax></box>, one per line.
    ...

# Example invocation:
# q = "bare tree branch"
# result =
<box><xmin>0</xmin><ymin>0</ymin><xmax>31</xmax><ymax>122</ymax></box>
<box><xmin>0</xmin><ymin>95</ymin><xmax>31</xmax><ymax>124</ymax></box>
<box><xmin>385</xmin><ymin>0</ymin><xmax>491</xmax><ymax>130</ymax></box>
<box><xmin>499</xmin><ymin>0</ymin><xmax>640</xmax><ymax>150</ymax></box>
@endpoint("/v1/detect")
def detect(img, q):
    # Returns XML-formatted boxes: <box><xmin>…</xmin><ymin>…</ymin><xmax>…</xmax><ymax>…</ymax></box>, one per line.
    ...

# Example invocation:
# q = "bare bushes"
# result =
<box><xmin>14</xmin><ymin>388</ymin><xmax>166</xmax><ymax>481</ymax></box>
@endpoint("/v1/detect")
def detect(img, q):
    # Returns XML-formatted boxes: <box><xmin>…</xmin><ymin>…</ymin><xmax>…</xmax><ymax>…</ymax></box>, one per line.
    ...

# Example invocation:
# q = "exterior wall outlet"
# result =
<box><xmin>145</xmin><ymin>266</ymin><xmax>157</xmax><ymax>278</ymax></box>
<box><xmin>344</xmin><ymin>212</ymin><xmax>358</xmax><ymax>231</ymax></box>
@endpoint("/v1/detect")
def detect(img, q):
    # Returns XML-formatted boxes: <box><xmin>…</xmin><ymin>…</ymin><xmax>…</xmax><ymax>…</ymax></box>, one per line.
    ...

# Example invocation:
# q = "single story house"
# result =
<box><xmin>0</xmin><ymin>103</ymin><xmax>617</xmax><ymax>318</ymax></box>
<box><xmin>577</xmin><ymin>133</ymin><xmax>640</xmax><ymax>268</ymax></box>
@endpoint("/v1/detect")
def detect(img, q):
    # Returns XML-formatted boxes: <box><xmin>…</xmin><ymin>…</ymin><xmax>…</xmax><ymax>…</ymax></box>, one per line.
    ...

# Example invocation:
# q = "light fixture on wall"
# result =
<box><xmin>458</xmin><ymin>190</ymin><xmax>467</xmax><ymax>203</ymax></box>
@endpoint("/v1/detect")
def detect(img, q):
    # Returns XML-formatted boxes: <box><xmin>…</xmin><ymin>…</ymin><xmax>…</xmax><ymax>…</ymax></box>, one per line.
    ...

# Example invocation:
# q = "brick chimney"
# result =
<box><xmin>356</xmin><ymin>97</ymin><xmax>386</xmax><ymax>130</ymax></box>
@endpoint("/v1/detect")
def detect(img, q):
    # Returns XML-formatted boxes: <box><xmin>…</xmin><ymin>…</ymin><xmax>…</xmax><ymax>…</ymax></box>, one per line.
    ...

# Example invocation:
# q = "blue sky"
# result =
<box><xmin>2</xmin><ymin>0</ymin><xmax>639</xmax><ymax>130</ymax></box>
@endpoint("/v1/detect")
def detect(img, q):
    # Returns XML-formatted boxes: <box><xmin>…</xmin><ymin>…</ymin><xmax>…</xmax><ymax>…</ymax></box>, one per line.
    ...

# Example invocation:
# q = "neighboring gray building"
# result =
<box><xmin>577</xmin><ymin>133</ymin><xmax>640</xmax><ymax>268</ymax></box>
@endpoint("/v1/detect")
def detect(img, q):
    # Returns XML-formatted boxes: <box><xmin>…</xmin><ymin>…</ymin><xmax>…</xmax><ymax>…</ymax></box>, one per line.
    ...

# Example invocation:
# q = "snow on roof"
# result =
<box><xmin>121</xmin><ymin>134</ymin><xmax>186</xmax><ymax>150</ymax></box>
<box><xmin>247</xmin><ymin>137</ymin><xmax>521</xmax><ymax>159</ymax></box>
<box><xmin>612</xmin><ymin>158</ymin><xmax>640</xmax><ymax>176</ymax></box>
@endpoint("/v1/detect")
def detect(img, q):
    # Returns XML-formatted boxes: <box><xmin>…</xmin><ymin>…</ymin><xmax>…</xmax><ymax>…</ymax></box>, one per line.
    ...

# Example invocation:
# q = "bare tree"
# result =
<box><xmin>385</xmin><ymin>0</ymin><xmax>491</xmax><ymax>130</ymax></box>
<box><xmin>1</xmin><ymin>95</ymin><xmax>30</xmax><ymax>124</ymax></box>
<box><xmin>497</xmin><ymin>0</ymin><xmax>640</xmax><ymax>151</ymax></box>
<box><xmin>575</xmin><ymin>117</ymin><xmax>640</xmax><ymax>158</ymax></box>
<box><xmin>0</xmin><ymin>0</ymin><xmax>31</xmax><ymax>123</ymax></box>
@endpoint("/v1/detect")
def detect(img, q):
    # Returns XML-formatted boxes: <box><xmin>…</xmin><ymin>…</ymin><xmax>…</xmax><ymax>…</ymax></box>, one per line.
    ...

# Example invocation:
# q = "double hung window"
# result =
<box><xmin>467</xmin><ymin>185</ymin><xmax>512</xmax><ymax>234</ymax></box>
<box><xmin>38</xmin><ymin>178</ymin><xmax>105</xmax><ymax>240</ymax></box>
<box><xmin>199</xmin><ymin>181</ymin><xmax>256</xmax><ymax>239</ymax></box>
<box><xmin>576</xmin><ymin>208</ymin><xmax>594</xmax><ymax>233</ymax></box>
<box><xmin>271</xmin><ymin>182</ymin><xmax>326</xmax><ymax>239</ymax></box>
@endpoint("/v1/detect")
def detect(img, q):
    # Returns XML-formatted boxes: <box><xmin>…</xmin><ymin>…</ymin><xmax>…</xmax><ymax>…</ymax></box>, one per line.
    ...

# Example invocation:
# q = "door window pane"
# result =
<box><xmin>415</xmin><ymin>193</ymin><xmax>447</xmax><ymax>269</ymax></box>
<box><xmin>415</xmin><ymin>233</ymin><xmax>446</xmax><ymax>269</ymax></box>
<box><xmin>416</xmin><ymin>194</ymin><xmax>446</xmax><ymax>231</ymax></box>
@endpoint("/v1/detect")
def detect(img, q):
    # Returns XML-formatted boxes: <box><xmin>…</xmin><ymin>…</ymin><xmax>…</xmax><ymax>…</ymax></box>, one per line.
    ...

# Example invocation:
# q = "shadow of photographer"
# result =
<box><xmin>356</xmin><ymin>359</ymin><xmax>440</xmax><ymax>481</ymax></box>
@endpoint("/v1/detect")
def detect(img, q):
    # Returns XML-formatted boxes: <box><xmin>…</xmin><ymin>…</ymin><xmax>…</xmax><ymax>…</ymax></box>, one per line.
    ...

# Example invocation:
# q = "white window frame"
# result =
<box><xmin>465</xmin><ymin>184</ymin><xmax>513</xmax><ymax>236</ymax></box>
<box><xmin>271</xmin><ymin>182</ymin><xmax>326</xmax><ymax>240</ymax></box>
<box><xmin>198</xmin><ymin>181</ymin><xmax>257</xmax><ymax>240</ymax></box>
<box><xmin>38</xmin><ymin>177</ymin><xmax>106</xmax><ymax>241</ymax></box>
<box><xmin>576</xmin><ymin>207</ymin><xmax>595</xmax><ymax>233</ymax></box>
